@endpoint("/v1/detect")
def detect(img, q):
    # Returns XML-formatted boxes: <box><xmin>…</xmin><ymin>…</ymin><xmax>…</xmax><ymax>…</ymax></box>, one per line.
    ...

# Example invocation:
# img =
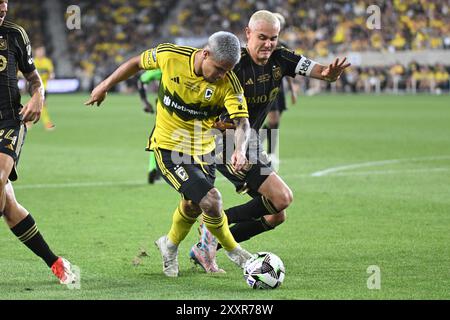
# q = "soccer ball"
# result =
<box><xmin>244</xmin><ymin>252</ymin><xmax>285</xmax><ymax>289</ymax></box>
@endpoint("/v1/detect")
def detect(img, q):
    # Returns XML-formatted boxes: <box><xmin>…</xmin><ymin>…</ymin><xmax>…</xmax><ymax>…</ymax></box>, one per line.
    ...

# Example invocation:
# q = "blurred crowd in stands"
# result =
<box><xmin>174</xmin><ymin>0</ymin><xmax>450</xmax><ymax>57</ymax></box>
<box><xmin>302</xmin><ymin>62</ymin><xmax>449</xmax><ymax>95</ymax></box>
<box><xmin>8</xmin><ymin>1</ymin><xmax>46</xmax><ymax>50</ymax></box>
<box><xmin>9</xmin><ymin>0</ymin><xmax>450</xmax><ymax>94</ymax></box>
<box><xmin>63</xmin><ymin>0</ymin><xmax>177</xmax><ymax>87</ymax></box>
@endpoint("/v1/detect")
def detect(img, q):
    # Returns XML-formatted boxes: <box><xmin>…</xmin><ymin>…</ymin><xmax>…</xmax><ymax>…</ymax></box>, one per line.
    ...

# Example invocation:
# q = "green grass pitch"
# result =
<box><xmin>1</xmin><ymin>93</ymin><xmax>449</xmax><ymax>299</ymax></box>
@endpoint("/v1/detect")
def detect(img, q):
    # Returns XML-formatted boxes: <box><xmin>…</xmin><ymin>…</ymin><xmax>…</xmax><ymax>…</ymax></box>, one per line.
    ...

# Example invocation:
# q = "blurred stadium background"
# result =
<box><xmin>1</xmin><ymin>0</ymin><xmax>449</xmax><ymax>300</ymax></box>
<box><xmin>13</xmin><ymin>0</ymin><xmax>450</xmax><ymax>95</ymax></box>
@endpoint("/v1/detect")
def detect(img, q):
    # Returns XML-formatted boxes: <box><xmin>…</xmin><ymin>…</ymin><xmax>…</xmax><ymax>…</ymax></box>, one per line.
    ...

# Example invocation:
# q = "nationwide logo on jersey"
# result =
<box><xmin>204</xmin><ymin>88</ymin><xmax>214</xmax><ymax>101</ymax></box>
<box><xmin>272</xmin><ymin>66</ymin><xmax>282</xmax><ymax>81</ymax></box>
<box><xmin>175</xmin><ymin>166</ymin><xmax>189</xmax><ymax>181</ymax></box>
<box><xmin>0</xmin><ymin>55</ymin><xmax>7</xmax><ymax>72</ymax></box>
<box><xmin>159</xmin><ymin>85</ymin><xmax>221</xmax><ymax>121</ymax></box>
<box><xmin>245</xmin><ymin>78</ymin><xmax>254</xmax><ymax>85</ymax></box>
<box><xmin>0</xmin><ymin>39</ymin><xmax>7</xmax><ymax>51</ymax></box>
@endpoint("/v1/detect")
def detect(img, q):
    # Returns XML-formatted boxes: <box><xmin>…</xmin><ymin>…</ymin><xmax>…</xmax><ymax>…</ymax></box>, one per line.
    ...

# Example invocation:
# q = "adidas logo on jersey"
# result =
<box><xmin>171</xmin><ymin>77</ymin><xmax>180</xmax><ymax>84</ymax></box>
<box><xmin>245</xmin><ymin>78</ymin><xmax>254</xmax><ymax>85</ymax></box>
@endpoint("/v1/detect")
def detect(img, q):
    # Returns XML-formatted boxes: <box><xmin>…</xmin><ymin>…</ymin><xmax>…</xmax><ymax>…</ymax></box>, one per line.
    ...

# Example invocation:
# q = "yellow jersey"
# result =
<box><xmin>140</xmin><ymin>43</ymin><xmax>248</xmax><ymax>155</ymax></box>
<box><xmin>34</xmin><ymin>57</ymin><xmax>54</xmax><ymax>89</ymax></box>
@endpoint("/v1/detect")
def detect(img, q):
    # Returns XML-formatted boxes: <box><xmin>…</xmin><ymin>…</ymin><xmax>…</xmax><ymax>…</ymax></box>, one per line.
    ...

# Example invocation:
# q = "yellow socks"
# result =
<box><xmin>202</xmin><ymin>212</ymin><xmax>238</xmax><ymax>251</ymax></box>
<box><xmin>167</xmin><ymin>205</ymin><xmax>196</xmax><ymax>245</ymax></box>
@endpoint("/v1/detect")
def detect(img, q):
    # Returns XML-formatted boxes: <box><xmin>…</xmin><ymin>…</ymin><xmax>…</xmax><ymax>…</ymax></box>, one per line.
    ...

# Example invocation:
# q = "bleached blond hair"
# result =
<box><xmin>273</xmin><ymin>12</ymin><xmax>286</xmax><ymax>30</ymax></box>
<box><xmin>248</xmin><ymin>10</ymin><xmax>280</xmax><ymax>30</ymax></box>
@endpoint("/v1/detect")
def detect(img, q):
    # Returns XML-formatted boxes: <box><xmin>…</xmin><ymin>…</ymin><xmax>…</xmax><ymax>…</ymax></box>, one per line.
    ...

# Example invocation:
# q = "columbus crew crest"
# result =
<box><xmin>175</xmin><ymin>166</ymin><xmax>189</xmax><ymax>181</ymax></box>
<box><xmin>204</xmin><ymin>88</ymin><xmax>214</xmax><ymax>101</ymax></box>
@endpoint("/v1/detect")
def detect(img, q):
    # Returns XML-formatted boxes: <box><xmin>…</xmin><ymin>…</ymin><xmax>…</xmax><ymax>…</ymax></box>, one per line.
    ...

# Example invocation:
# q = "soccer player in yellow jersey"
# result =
<box><xmin>85</xmin><ymin>31</ymin><xmax>254</xmax><ymax>277</ymax></box>
<box><xmin>33</xmin><ymin>46</ymin><xmax>55</xmax><ymax>130</ymax></box>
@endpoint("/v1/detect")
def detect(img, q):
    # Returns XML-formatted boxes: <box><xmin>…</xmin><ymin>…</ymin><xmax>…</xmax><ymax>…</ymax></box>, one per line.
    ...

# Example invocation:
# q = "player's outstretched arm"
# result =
<box><xmin>310</xmin><ymin>57</ymin><xmax>351</xmax><ymax>82</ymax></box>
<box><xmin>85</xmin><ymin>55</ymin><xmax>142</xmax><ymax>106</ymax></box>
<box><xmin>231</xmin><ymin>117</ymin><xmax>250</xmax><ymax>172</ymax></box>
<box><xmin>20</xmin><ymin>70</ymin><xmax>45</xmax><ymax>123</ymax></box>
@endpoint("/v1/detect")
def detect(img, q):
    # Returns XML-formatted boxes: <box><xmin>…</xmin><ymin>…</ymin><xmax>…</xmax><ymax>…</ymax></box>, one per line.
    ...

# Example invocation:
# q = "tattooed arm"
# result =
<box><xmin>231</xmin><ymin>117</ymin><xmax>250</xmax><ymax>171</ymax></box>
<box><xmin>20</xmin><ymin>70</ymin><xmax>45</xmax><ymax>123</ymax></box>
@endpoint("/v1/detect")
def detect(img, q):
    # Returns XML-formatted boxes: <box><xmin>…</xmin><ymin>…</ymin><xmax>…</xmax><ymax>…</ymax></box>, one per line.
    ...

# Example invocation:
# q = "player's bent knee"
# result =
<box><xmin>181</xmin><ymin>200</ymin><xmax>202</xmax><ymax>217</ymax></box>
<box><xmin>272</xmin><ymin>188</ymin><xmax>293</xmax><ymax>211</ymax></box>
<box><xmin>264</xmin><ymin>211</ymin><xmax>286</xmax><ymax>227</ymax></box>
<box><xmin>268</xmin><ymin>120</ymin><xmax>279</xmax><ymax>129</ymax></box>
<box><xmin>2</xmin><ymin>190</ymin><xmax>28</xmax><ymax>225</ymax></box>
<box><xmin>199</xmin><ymin>188</ymin><xmax>223</xmax><ymax>217</ymax></box>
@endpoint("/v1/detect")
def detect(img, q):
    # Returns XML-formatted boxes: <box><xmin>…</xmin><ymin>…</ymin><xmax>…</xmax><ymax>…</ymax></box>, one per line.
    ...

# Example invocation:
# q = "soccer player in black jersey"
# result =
<box><xmin>262</xmin><ymin>12</ymin><xmax>299</xmax><ymax>170</ymax></box>
<box><xmin>190</xmin><ymin>10</ymin><xmax>350</xmax><ymax>273</ymax></box>
<box><xmin>0</xmin><ymin>0</ymin><xmax>76</xmax><ymax>284</ymax></box>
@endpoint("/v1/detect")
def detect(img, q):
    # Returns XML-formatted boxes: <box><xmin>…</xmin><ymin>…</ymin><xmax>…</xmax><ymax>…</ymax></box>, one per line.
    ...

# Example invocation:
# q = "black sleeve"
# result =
<box><xmin>278</xmin><ymin>47</ymin><xmax>302</xmax><ymax>78</ymax></box>
<box><xmin>15</xmin><ymin>29</ymin><xmax>35</xmax><ymax>74</ymax></box>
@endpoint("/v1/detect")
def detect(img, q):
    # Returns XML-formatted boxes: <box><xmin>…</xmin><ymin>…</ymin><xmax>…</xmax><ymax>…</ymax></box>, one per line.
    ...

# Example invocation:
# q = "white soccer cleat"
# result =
<box><xmin>51</xmin><ymin>257</ymin><xmax>77</xmax><ymax>285</ymax></box>
<box><xmin>226</xmin><ymin>245</ymin><xmax>254</xmax><ymax>269</ymax></box>
<box><xmin>155</xmin><ymin>235</ymin><xmax>179</xmax><ymax>277</ymax></box>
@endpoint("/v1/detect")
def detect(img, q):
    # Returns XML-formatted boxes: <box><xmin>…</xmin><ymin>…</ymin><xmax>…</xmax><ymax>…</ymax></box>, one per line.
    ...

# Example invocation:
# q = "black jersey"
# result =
<box><xmin>221</xmin><ymin>47</ymin><xmax>303</xmax><ymax>131</ymax></box>
<box><xmin>0</xmin><ymin>21</ymin><xmax>35</xmax><ymax>121</ymax></box>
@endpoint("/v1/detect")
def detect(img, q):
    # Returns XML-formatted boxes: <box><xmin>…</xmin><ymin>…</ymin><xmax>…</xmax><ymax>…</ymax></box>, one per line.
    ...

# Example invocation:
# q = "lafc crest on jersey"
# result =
<box><xmin>0</xmin><ymin>39</ymin><xmax>7</xmax><ymax>51</ymax></box>
<box><xmin>272</xmin><ymin>66</ymin><xmax>282</xmax><ymax>81</ymax></box>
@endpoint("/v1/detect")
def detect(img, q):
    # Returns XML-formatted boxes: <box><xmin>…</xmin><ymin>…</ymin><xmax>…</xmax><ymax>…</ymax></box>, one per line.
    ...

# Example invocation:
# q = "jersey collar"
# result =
<box><xmin>190</xmin><ymin>49</ymin><xmax>200</xmax><ymax>77</ymax></box>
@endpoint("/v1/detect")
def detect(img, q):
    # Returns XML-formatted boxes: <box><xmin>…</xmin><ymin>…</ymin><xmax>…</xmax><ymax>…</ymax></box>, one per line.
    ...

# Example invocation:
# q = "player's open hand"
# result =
<box><xmin>20</xmin><ymin>93</ymin><xmax>43</xmax><ymax>123</ymax></box>
<box><xmin>85</xmin><ymin>85</ymin><xmax>108</xmax><ymax>106</ymax></box>
<box><xmin>231</xmin><ymin>150</ymin><xmax>248</xmax><ymax>172</ymax></box>
<box><xmin>321</xmin><ymin>57</ymin><xmax>351</xmax><ymax>82</ymax></box>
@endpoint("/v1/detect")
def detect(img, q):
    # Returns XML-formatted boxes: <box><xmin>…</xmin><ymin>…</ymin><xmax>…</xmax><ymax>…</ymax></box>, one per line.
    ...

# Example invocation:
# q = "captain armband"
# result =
<box><xmin>295</xmin><ymin>56</ymin><xmax>317</xmax><ymax>77</ymax></box>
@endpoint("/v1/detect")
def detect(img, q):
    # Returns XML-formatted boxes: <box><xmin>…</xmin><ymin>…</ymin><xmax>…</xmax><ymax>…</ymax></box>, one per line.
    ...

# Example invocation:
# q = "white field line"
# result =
<box><xmin>310</xmin><ymin>155</ymin><xmax>450</xmax><ymax>177</ymax></box>
<box><xmin>13</xmin><ymin>165</ymin><xmax>450</xmax><ymax>190</ymax></box>
<box><xmin>315</xmin><ymin>167</ymin><xmax>450</xmax><ymax>177</ymax></box>
<box><xmin>13</xmin><ymin>180</ymin><xmax>147</xmax><ymax>190</ymax></box>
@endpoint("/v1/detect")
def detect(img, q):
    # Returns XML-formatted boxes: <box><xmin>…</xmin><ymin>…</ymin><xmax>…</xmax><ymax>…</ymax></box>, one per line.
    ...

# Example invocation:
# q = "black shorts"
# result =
<box><xmin>216</xmin><ymin>152</ymin><xmax>273</xmax><ymax>198</ymax></box>
<box><xmin>153</xmin><ymin>147</ymin><xmax>216</xmax><ymax>204</ymax></box>
<box><xmin>269</xmin><ymin>84</ymin><xmax>287</xmax><ymax>113</ymax></box>
<box><xmin>0</xmin><ymin>120</ymin><xmax>27</xmax><ymax>181</ymax></box>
